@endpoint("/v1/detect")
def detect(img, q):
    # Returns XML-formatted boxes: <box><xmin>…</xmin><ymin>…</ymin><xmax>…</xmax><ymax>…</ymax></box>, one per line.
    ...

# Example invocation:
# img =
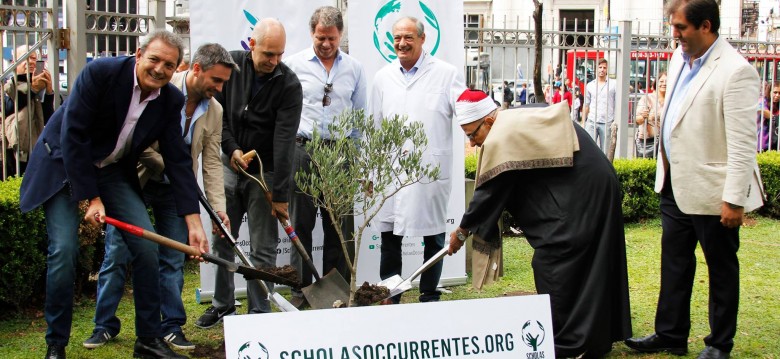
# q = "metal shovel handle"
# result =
<box><xmin>388</xmin><ymin>246</ymin><xmax>450</xmax><ymax>298</ymax></box>
<box><xmin>195</xmin><ymin>189</ymin><xmax>298</xmax><ymax>311</ymax></box>
<box><xmin>236</xmin><ymin>149</ymin><xmax>322</xmax><ymax>281</ymax></box>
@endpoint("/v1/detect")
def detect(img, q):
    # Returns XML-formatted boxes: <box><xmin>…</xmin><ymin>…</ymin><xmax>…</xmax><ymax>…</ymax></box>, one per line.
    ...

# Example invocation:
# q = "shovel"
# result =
<box><xmin>237</xmin><ymin>150</ymin><xmax>350</xmax><ymax>309</ymax></box>
<box><xmin>195</xmin><ymin>187</ymin><xmax>299</xmax><ymax>312</ymax></box>
<box><xmin>377</xmin><ymin>246</ymin><xmax>449</xmax><ymax>302</ymax></box>
<box><xmin>104</xmin><ymin>216</ymin><xmax>300</xmax><ymax>287</ymax></box>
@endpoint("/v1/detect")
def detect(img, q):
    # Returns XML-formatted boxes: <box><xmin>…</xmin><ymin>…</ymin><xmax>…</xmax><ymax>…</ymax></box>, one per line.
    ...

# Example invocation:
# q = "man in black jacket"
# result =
<box><xmin>195</xmin><ymin>17</ymin><xmax>303</xmax><ymax>328</ymax></box>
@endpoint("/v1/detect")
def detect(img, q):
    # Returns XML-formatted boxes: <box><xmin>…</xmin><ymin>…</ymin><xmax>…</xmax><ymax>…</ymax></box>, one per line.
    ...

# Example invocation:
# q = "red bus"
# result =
<box><xmin>566</xmin><ymin>49</ymin><xmax>673</xmax><ymax>93</ymax></box>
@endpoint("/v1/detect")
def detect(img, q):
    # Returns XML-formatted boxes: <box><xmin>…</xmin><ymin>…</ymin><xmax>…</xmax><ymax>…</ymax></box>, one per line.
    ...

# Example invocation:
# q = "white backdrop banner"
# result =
<box><xmin>191</xmin><ymin>0</ymin><xmax>467</xmax><ymax>302</ymax></box>
<box><xmin>348</xmin><ymin>0</ymin><xmax>467</xmax><ymax>286</ymax></box>
<box><xmin>224</xmin><ymin>295</ymin><xmax>556</xmax><ymax>359</ymax></box>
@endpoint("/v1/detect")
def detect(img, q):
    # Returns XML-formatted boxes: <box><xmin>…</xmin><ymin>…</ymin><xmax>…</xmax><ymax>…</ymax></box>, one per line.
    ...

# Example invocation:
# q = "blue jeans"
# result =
<box><xmin>379</xmin><ymin>232</ymin><xmax>445</xmax><ymax>303</ymax></box>
<box><xmin>211</xmin><ymin>157</ymin><xmax>278</xmax><ymax>313</ymax></box>
<box><xmin>43</xmin><ymin>187</ymin><xmax>81</xmax><ymax>347</ymax></box>
<box><xmin>45</xmin><ymin>164</ymin><xmax>163</xmax><ymax>345</ymax></box>
<box><xmin>93</xmin><ymin>180</ymin><xmax>188</xmax><ymax>337</ymax></box>
<box><xmin>585</xmin><ymin>120</ymin><xmax>612</xmax><ymax>151</ymax></box>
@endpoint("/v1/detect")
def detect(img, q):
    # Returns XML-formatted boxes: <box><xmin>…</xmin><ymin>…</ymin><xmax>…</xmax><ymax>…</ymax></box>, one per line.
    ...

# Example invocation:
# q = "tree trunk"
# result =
<box><xmin>532</xmin><ymin>0</ymin><xmax>545</xmax><ymax>103</ymax></box>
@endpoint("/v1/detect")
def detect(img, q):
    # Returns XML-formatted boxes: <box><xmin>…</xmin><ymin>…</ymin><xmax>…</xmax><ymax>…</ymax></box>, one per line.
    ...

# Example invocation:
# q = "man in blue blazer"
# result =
<box><xmin>20</xmin><ymin>30</ymin><xmax>207</xmax><ymax>359</ymax></box>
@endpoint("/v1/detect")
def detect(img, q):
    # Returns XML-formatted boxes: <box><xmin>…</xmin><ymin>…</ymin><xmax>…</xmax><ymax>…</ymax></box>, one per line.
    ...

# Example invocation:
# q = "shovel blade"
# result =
<box><xmin>301</xmin><ymin>268</ymin><xmax>350</xmax><ymax>309</ymax></box>
<box><xmin>377</xmin><ymin>275</ymin><xmax>403</xmax><ymax>290</ymax></box>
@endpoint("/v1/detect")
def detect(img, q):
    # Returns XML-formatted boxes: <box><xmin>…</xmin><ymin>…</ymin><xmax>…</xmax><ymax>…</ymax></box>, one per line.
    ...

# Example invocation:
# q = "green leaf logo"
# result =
<box><xmin>371</xmin><ymin>0</ymin><xmax>441</xmax><ymax>63</ymax></box>
<box><xmin>521</xmin><ymin>320</ymin><xmax>546</xmax><ymax>351</ymax></box>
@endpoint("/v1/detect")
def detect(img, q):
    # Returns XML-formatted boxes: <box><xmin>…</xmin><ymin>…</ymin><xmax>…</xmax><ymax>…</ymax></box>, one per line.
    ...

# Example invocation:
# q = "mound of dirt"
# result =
<box><xmin>354</xmin><ymin>282</ymin><xmax>390</xmax><ymax>306</ymax></box>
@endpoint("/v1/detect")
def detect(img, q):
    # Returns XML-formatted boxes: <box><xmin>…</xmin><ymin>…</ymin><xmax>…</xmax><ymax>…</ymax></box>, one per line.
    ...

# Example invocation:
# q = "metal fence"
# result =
<box><xmin>465</xmin><ymin>18</ymin><xmax>780</xmax><ymax>159</ymax></box>
<box><xmin>0</xmin><ymin>0</ymin><xmax>175</xmax><ymax>180</ymax></box>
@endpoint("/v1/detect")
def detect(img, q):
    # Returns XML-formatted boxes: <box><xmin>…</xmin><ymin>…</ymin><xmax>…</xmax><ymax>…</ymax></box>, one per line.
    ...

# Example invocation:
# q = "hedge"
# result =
<box><xmin>0</xmin><ymin>177</ymin><xmax>47</xmax><ymax>310</ymax></box>
<box><xmin>466</xmin><ymin>152</ymin><xmax>780</xmax><ymax>226</ymax></box>
<box><xmin>0</xmin><ymin>178</ymin><xmax>104</xmax><ymax>313</ymax></box>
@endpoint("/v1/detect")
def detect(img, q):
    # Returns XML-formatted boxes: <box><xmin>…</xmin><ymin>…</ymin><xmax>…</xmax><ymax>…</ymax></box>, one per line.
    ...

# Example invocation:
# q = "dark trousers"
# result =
<box><xmin>380</xmin><ymin>232</ymin><xmax>445</xmax><ymax>303</ymax></box>
<box><xmin>289</xmin><ymin>143</ymin><xmax>353</xmax><ymax>296</ymax></box>
<box><xmin>655</xmin><ymin>178</ymin><xmax>740</xmax><ymax>352</ymax></box>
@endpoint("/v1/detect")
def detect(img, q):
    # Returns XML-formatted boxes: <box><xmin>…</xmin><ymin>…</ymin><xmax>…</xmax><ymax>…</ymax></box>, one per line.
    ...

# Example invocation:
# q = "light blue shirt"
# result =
<box><xmin>179</xmin><ymin>71</ymin><xmax>210</xmax><ymax>145</ymax></box>
<box><xmin>400</xmin><ymin>52</ymin><xmax>426</xmax><ymax>82</ymax></box>
<box><xmin>662</xmin><ymin>39</ymin><xmax>718</xmax><ymax>160</ymax></box>
<box><xmin>285</xmin><ymin>47</ymin><xmax>367</xmax><ymax>139</ymax></box>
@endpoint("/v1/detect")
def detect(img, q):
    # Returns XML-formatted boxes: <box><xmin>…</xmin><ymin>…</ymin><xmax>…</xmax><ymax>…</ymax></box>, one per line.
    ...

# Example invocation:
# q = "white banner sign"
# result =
<box><xmin>191</xmin><ymin>0</ymin><xmax>468</xmax><ymax>301</ymax></box>
<box><xmin>224</xmin><ymin>295</ymin><xmax>556</xmax><ymax>359</ymax></box>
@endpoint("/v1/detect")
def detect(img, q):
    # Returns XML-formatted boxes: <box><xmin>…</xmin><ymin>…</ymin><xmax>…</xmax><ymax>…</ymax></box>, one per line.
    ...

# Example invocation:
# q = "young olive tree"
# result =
<box><xmin>295</xmin><ymin>109</ymin><xmax>440</xmax><ymax>306</ymax></box>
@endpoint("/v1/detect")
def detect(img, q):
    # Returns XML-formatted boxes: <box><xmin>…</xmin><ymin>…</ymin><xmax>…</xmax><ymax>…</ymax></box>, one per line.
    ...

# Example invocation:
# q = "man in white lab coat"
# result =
<box><xmin>370</xmin><ymin>16</ymin><xmax>465</xmax><ymax>303</ymax></box>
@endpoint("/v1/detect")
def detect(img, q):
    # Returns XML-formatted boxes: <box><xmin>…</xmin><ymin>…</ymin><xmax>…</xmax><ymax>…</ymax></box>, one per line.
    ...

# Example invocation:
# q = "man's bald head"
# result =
<box><xmin>249</xmin><ymin>18</ymin><xmax>287</xmax><ymax>75</ymax></box>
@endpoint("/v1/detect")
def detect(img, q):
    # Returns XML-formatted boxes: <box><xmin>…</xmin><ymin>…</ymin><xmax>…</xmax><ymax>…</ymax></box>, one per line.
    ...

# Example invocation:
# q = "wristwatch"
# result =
<box><xmin>456</xmin><ymin>229</ymin><xmax>469</xmax><ymax>242</ymax></box>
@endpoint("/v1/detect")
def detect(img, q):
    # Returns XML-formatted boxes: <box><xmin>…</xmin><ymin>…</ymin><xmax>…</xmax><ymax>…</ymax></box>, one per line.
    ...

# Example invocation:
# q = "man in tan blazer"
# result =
<box><xmin>83</xmin><ymin>43</ymin><xmax>237</xmax><ymax>352</ymax></box>
<box><xmin>625</xmin><ymin>1</ymin><xmax>764</xmax><ymax>359</ymax></box>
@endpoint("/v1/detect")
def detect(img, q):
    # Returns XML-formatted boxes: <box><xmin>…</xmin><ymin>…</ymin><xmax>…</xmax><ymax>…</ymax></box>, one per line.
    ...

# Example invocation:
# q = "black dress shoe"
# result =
<box><xmin>45</xmin><ymin>344</ymin><xmax>66</xmax><ymax>359</ymax></box>
<box><xmin>697</xmin><ymin>346</ymin><xmax>730</xmax><ymax>359</ymax></box>
<box><xmin>133</xmin><ymin>337</ymin><xmax>188</xmax><ymax>359</ymax></box>
<box><xmin>624</xmin><ymin>333</ymin><xmax>688</xmax><ymax>355</ymax></box>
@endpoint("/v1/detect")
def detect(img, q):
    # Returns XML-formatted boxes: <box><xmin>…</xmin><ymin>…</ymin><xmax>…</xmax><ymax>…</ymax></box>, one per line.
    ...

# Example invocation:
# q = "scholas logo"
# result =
<box><xmin>240</xmin><ymin>9</ymin><xmax>260</xmax><ymax>50</ymax></box>
<box><xmin>372</xmin><ymin>0</ymin><xmax>441</xmax><ymax>63</ymax></box>
<box><xmin>521</xmin><ymin>320</ymin><xmax>546</xmax><ymax>352</ymax></box>
<box><xmin>237</xmin><ymin>341</ymin><xmax>269</xmax><ymax>359</ymax></box>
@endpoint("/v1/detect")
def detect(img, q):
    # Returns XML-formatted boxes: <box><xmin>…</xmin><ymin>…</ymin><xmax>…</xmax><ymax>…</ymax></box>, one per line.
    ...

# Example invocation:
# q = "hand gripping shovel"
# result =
<box><xmin>194</xmin><ymin>188</ymin><xmax>298</xmax><ymax>312</ymax></box>
<box><xmin>104</xmin><ymin>216</ymin><xmax>300</xmax><ymax>287</ymax></box>
<box><xmin>377</xmin><ymin>246</ymin><xmax>449</xmax><ymax>302</ymax></box>
<box><xmin>237</xmin><ymin>150</ymin><xmax>350</xmax><ymax>309</ymax></box>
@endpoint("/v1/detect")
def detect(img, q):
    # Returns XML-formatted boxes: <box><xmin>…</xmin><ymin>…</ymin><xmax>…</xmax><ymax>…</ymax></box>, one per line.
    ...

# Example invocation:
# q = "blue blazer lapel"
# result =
<box><xmin>114</xmin><ymin>57</ymin><xmax>135</xmax><ymax>130</ymax></box>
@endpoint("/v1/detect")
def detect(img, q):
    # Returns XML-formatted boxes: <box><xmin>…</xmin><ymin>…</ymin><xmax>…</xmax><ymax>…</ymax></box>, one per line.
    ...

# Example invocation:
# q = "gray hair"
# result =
<box><xmin>193</xmin><ymin>43</ymin><xmax>239</xmax><ymax>72</ymax></box>
<box><xmin>393</xmin><ymin>16</ymin><xmax>424</xmax><ymax>37</ymax></box>
<box><xmin>309</xmin><ymin>6</ymin><xmax>343</xmax><ymax>33</ymax></box>
<box><xmin>139</xmin><ymin>29</ymin><xmax>185</xmax><ymax>65</ymax></box>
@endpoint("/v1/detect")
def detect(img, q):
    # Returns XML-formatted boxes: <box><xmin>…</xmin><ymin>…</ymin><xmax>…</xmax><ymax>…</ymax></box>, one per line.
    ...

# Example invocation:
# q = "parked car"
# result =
<box><xmin>491</xmin><ymin>80</ymin><xmax>516</xmax><ymax>105</ymax></box>
<box><xmin>514</xmin><ymin>79</ymin><xmax>536</xmax><ymax>104</ymax></box>
<box><xmin>491</xmin><ymin>79</ymin><xmax>545</xmax><ymax>106</ymax></box>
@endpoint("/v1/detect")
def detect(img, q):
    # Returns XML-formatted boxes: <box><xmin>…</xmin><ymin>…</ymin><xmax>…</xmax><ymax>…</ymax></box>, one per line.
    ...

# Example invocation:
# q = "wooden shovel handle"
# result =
<box><xmin>241</xmin><ymin>150</ymin><xmax>257</xmax><ymax>163</ymax></box>
<box><xmin>105</xmin><ymin>216</ymin><xmax>199</xmax><ymax>257</ymax></box>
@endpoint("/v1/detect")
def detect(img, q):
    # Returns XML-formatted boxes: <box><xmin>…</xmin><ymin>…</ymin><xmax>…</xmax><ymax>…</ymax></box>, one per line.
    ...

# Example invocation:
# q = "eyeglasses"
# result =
<box><xmin>466</xmin><ymin>120</ymin><xmax>486</xmax><ymax>140</ymax></box>
<box><xmin>323</xmin><ymin>83</ymin><xmax>333</xmax><ymax>107</ymax></box>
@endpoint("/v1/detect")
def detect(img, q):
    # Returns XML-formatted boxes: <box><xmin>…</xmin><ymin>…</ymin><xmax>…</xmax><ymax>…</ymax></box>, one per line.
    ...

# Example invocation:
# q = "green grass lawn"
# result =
<box><xmin>0</xmin><ymin>216</ymin><xmax>778</xmax><ymax>358</ymax></box>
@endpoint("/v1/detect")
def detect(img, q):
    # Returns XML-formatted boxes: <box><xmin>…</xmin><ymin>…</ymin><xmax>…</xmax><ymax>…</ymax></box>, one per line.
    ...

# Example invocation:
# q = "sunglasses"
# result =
<box><xmin>323</xmin><ymin>83</ymin><xmax>333</xmax><ymax>107</ymax></box>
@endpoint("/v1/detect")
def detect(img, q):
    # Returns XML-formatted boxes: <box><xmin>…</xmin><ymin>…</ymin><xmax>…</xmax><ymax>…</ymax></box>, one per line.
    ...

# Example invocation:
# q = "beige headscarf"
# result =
<box><xmin>475</xmin><ymin>102</ymin><xmax>580</xmax><ymax>187</ymax></box>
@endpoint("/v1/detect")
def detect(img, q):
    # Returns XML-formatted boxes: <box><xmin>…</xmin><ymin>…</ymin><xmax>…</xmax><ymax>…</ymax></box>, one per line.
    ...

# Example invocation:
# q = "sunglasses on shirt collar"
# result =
<box><xmin>323</xmin><ymin>83</ymin><xmax>333</xmax><ymax>107</ymax></box>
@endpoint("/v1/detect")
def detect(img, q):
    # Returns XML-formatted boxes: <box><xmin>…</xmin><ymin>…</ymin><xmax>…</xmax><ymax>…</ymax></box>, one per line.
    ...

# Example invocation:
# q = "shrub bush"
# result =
<box><xmin>0</xmin><ymin>177</ymin><xmax>47</xmax><ymax>310</ymax></box>
<box><xmin>613</xmin><ymin>158</ymin><xmax>660</xmax><ymax>223</ymax></box>
<box><xmin>0</xmin><ymin>179</ymin><xmax>105</xmax><ymax>314</ymax></box>
<box><xmin>464</xmin><ymin>152</ymin><xmax>478</xmax><ymax>180</ymax></box>
<box><xmin>757</xmin><ymin>151</ymin><xmax>780</xmax><ymax>218</ymax></box>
